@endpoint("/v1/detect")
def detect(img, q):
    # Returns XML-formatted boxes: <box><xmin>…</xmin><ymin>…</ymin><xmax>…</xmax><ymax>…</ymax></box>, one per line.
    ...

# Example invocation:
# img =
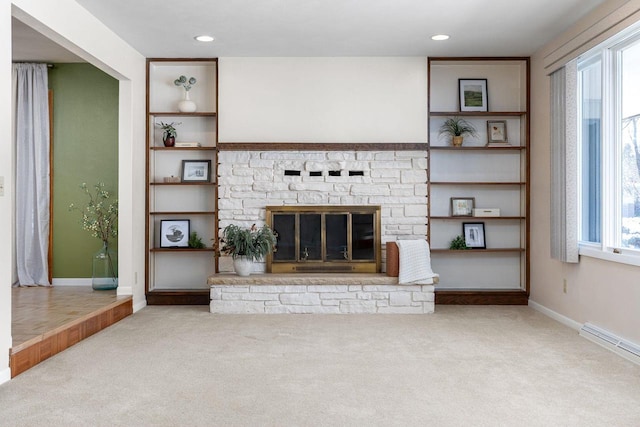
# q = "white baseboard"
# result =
<box><xmin>52</xmin><ymin>278</ymin><xmax>91</xmax><ymax>287</ymax></box>
<box><xmin>133</xmin><ymin>299</ymin><xmax>147</xmax><ymax>313</ymax></box>
<box><xmin>0</xmin><ymin>367</ymin><xmax>11</xmax><ymax>385</ymax></box>
<box><xmin>528</xmin><ymin>299</ymin><xmax>582</xmax><ymax>331</ymax></box>
<box><xmin>114</xmin><ymin>287</ymin><xmax>147</xmax><ymax>312</ymax></box>
<box><xmin>529</xmin><ymin>300</ymin><xmax>640</xmax><ymax>365</ymax></box>
<box><xmin>116</xmin><ymin>286</ymin><xmax>132</xmax><ymax>296</ymax></box>
<box><xmin>580</xmin><ymin>323</ymin><xmax>640</xmax><ymax>365</ymax></box>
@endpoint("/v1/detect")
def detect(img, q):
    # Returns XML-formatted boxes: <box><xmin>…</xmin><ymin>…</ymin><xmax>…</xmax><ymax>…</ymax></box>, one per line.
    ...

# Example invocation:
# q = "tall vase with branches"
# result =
<box><xmin>69</xmin><ymin>183</ymin><xmax>119</xmax><ymax>290</ymax></box>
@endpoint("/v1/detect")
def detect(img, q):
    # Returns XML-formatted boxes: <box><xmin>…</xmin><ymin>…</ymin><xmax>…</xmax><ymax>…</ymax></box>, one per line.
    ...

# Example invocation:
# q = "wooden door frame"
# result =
<box><xmin>48</xmin><ymin>89</ymin><xmax>53</xmax><ymax>284</ymax></box>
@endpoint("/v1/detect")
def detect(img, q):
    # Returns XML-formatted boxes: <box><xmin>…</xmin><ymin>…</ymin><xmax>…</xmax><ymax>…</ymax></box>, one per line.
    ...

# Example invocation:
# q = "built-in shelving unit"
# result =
<box><xmin>145</xmin><ymin>58</ymin><xmax>218</xmax><ymax>305</ymax></box>
<box><xmin>427</xmin><ymin>57</ymin><xmax>530</xmax><ymax>305</ymax></box>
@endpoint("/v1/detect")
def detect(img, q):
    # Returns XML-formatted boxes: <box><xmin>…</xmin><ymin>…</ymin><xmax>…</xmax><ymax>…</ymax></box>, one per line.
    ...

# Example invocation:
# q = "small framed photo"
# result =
<box><xmin>160</xmin><ymin>219</ymin><xmax>190</xmax><ymax>248</ymax></box>
<box><xmin>463</xmin><ymin>222</ymin><xmax>486</xmax><ymax>249</ymax></box>
<box><xmin>451</xmin><ymin>197</ymin><xmax>475</xmax><ymax>217</ymax></box>
<box><xmin>181</xmin><ymin>160</ymin><xmax>211</xmax><ymax>183</ymax></box>
<box><xmin>459</xmin><ymin>79</ymin><xmax>488</xmax><ymax>112</ymax></box>
<box><xmin>487</xmin><ymin>120</ymin><xmax>508</xmax><ymax>144</ymax></box>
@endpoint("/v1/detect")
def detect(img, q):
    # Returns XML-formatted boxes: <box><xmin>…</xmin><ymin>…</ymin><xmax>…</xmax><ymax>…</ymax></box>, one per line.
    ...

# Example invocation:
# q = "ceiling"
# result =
<box><xmin>13</xmin><ymin>0</ymin><xmax>605</xmax><ymax>61</ymax></box>
<box><xmin>11</xmin><ymin>18</ymin><xmax>84</xmax><ymax>62</ymax></box>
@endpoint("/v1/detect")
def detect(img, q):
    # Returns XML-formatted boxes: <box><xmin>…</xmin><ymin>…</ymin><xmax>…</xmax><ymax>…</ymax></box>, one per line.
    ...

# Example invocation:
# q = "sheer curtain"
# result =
<box><xmin>13</xmin><ymin>63</ymin><xmax>51</xmax><ymax>286</ymax></box>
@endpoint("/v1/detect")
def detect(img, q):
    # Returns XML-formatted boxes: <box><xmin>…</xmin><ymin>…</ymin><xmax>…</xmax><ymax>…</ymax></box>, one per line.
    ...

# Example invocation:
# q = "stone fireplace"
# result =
<box><xmin>211</xmin><ymin>146</ymin><xmax>434</xmax><ymax>314</ymax></box>
<box><xmin>266</xmin><ymin>205</ymin><xmax>381</xmax><ymax>273</ymax></box>
<box><xmin>217</xmin><ymin>147</ymin><xmax>428</xmax><ymax>274</ymax></box>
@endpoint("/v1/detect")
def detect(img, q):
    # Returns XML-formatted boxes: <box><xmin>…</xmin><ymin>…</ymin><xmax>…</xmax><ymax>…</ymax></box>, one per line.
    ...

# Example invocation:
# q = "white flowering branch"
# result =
<box><xmin>69</xmin><ymin>182</ymin><xmax>118</xmax><ymax>246</ymax></box>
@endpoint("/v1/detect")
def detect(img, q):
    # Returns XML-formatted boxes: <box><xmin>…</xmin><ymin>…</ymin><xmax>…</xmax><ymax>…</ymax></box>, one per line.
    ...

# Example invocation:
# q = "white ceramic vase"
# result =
<box><xmin>233</xmin><ymin>257</ymin><xmax>253</xmax><ymax>276</ymax></box>
<box><xmin>177</xmin><ymin>90</ymin><xmax>197</xmax><ymax>113</ymax></box>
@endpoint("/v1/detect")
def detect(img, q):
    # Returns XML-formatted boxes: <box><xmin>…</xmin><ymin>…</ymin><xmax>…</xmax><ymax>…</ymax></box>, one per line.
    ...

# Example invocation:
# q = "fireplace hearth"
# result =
<box><xmin>266</xmin><ymin>205</ymin><xmax>381</xmax><ymax>273</ymax></box>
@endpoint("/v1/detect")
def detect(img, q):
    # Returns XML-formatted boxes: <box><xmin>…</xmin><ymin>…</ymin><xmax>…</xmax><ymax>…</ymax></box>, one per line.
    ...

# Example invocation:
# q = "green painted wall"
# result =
<box><xmin>49</xmin><ymin>63</ymin><xmax>118</xmax><ymax>278</ymax></box>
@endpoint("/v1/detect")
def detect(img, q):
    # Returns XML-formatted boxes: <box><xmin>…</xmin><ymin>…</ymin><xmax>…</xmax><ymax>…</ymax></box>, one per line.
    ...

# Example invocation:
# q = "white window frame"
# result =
<box><xmin>577</xmin><ymin>27</ymin><xmax>640</xmax><ymax>267</ymax></box>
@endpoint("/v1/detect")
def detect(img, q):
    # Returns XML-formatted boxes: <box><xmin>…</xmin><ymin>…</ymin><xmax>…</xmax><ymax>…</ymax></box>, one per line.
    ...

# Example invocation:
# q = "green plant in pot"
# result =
<box><xmin>449</xmin><ymin>235</ymin><xmax>470</xmax><ymax>250</ymax></box>
<box><xmin>189</xmin><ymin>231</ymin><xmax>206</xmax><ymax>249</ymax></box>
<box><xmin>220</xmin><ymin>223</ymin><xmax>277</xmax><ymax>276</ymax></box>
<box><xmin>157</xmin><ymin>121</ymin><xmax>181</xmax><ymax>147</ymax></box>
<box><xmin>438</xmin><ymin>117</ymin><xmax>478</xmax><ymax>147</ymax></box>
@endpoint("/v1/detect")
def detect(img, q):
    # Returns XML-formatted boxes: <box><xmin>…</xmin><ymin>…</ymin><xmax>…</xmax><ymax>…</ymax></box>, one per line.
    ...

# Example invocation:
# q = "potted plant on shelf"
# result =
<box><xmin>157</xmin><ymin>121</ymin><xmax>180</xmax><ymax>147</ymax></box>
<box><xmin>449</xmin><ymin>235</ymin><xmax>470</xmax><ymax>250</ymax></box>
<box><xmin>189</xmin><ymin>231</ymin><xmax>206</xmax><ymax>249</ymax></box>
<box><xmin>438</xmin><ymin>117</ymin><xmax>478</xmax><ymax>147</ymax></box>
<box><xmin>220</xmin><ymin>224</ymin><xmax>277</xmax><ymax>276</ymax></box>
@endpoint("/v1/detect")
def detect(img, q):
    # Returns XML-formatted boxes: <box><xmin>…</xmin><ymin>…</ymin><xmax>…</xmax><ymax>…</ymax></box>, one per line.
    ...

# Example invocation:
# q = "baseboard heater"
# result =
<box><xmin>579</xmin><ymin>322</ymin><xmax>640</xmax><ymax>365</ymax></box>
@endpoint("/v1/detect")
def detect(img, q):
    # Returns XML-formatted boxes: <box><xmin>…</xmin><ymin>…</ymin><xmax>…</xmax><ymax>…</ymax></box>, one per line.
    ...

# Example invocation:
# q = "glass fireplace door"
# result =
<box><xmin>267</xmin><ymin>206</ymin><xmax>381</xmax><ymax>273</ymax></box>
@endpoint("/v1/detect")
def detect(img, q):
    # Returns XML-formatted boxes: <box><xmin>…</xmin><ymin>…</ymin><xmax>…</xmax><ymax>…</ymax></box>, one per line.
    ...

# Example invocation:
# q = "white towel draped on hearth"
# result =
<box><xmin>396</xmin><ymin>240</ymin><xmax>439</xmax><ymax>285</ymax></box>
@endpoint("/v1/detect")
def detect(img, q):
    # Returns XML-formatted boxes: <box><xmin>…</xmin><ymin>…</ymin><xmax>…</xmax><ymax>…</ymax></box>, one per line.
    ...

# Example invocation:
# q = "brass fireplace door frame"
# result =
<box><xmin>266</xmin><ymin>205</ymin><xmax>382</xmax><ymax>273</ymax></box>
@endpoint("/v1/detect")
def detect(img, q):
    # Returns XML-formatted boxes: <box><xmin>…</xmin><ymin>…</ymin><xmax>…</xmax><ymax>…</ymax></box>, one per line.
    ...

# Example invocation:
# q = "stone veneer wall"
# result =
<box><xmin>217</xmin><ymin>150</ymin><xmax>428</xmax><ymax>273</ymax></box>
<box><xmin>210</xmin><ymin>283</ymin><xmax>435</xmax><ymax>314</ymax></box>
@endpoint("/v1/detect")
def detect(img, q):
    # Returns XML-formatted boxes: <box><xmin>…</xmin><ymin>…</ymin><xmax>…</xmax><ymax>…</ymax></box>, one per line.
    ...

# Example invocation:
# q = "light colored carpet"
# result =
<box><xmin>0</xmin><ymin>305</ymin><xmax>639</xmax><ymax>426</ymax></box>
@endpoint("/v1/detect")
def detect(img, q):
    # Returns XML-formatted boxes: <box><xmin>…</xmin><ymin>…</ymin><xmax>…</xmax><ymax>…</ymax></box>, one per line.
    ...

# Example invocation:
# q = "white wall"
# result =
<box><xmin>0</xmin><ymin>0</ymin><xmax>14</xmax><ymax>384</ymax></box>
<box><xmin>0</xmin><ymin>0</ymin><xmax>147</xmax><ymax>384</ymax></box>
<box><xmin>530</xmin><ymin>0</ymin><xmax>640</xmax><ymax>343</ymax></box>
<box><xmin>219</xmin><ymin>57</ymin><xmax>427</xmax><ymax>143</ymax></box>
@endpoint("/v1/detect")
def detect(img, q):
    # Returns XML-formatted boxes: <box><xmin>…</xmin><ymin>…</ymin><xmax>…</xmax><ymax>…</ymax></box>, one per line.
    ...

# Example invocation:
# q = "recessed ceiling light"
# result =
<box><xmin>195</xmin><ymin>35</ymin><xmax>215</xmax><ymax>42</ymax></box>
<box><xmin>431</xmin><ymin>34</ymin><xmax>450</xmax><ymax>41</ymax></box>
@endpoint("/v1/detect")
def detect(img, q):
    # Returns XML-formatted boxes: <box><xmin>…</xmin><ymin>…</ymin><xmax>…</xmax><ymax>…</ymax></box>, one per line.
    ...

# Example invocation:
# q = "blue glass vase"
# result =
<box><xmin>92</xmin><ymin>241</ymin><xmax>118</xmax><ymax>290</ymax></box>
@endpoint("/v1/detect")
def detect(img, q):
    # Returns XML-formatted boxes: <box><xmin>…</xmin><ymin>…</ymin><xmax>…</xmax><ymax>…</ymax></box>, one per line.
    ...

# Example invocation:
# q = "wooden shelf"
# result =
<box><xmin>150</xmin><ymin>211</ymin><xmax>216</xmax><ymax>215</ymax></box>
<box><xmin>430</xmin><ymin>181</ymin><xmax>525</xmax><ymax>186</ymax></box>
<box><xmin>427</xmin><ymin>56</ymin><xmax>530</xmax><ymax>303</ymax></box>
<box><xmin>146</xmin><ymin>58</ymin><xmax>219</xmax><ymax>305</ymax></box>
<box><xmin>430</xmin><ymin>216</ymin><xmax>525</xmax><ymax>220</ymax></box>
<box><xmin>431</xmin><ymin>248</ymin><xmax>524</xmax><ymax>253</ymax></box>
<box><xmin>146</xmin><ymin>289</ymin><xmax>210</xmax><ymax>305</ymax></box>
<box><xmin>435</xmin><ymin>289</ymin><xmax>528</xmax><ymax>305</ymax></box>
<box><xmin>429</xmin><ymin>111</ymin><xmax>526</xmax><ymax>117</ymax></box>
<box><xmin>150</xmin><ymin>182</ymin><xmax>216</xmax><ymax>186</ymax></box>
<box><xmin>429</xmin><ymin>146</ymin><xmax>525</xmax><ymax>151</ymax></box>
<box><xmin>150</xmin><ymin>247</ymin><xmax>216</xmax><ymax>252</ymax></box>
<box><xmin>150</xmin><ymin>112</ymin><xmax>217</xmax><ymax>117</ymax></box>
<box><xmin>151</xmin><ymin>146</ymin><xmax>216</xmax><ymax>151</ymax></box>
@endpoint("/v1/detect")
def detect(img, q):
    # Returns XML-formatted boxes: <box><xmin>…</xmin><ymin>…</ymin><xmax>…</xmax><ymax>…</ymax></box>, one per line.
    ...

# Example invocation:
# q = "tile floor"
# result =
<box><xmin>11</xmin><ymin>286</ymin><xmax>123</xmax><ymax>347</ymax></box>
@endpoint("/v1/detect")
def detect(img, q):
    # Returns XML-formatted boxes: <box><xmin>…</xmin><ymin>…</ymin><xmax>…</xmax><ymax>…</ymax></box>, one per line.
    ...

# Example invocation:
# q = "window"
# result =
<box><xmin>621</xmin><ymin>41</ymin><xmax>640</xmax><ymax>249</ymax></box>
<box><xmin>578</xmin><ymin>29</ymin><xmax>640</xmax><ymax>262</ymax></box>
<box><xmin>578</xmin><ymin>57</ymin><xmax>601</xmax><ymax>244</ymax></box>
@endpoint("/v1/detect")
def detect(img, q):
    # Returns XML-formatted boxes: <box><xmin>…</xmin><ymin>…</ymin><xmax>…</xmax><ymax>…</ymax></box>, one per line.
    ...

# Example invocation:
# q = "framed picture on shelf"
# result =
<box><xmin>487</xmin><ymin>120</ymin><xmax>508</xmax><ymax>144</ymax></box>
<box><xmin>181</xmin><ymin>160</ymin><xmax>211</xmax><ymax>182</ymax></box>
<box><xmin>463</xmin><ymin>222</ymin><xmax>486</xmax><ymax>249</ymax></box>
<box><xmin>459</xmin><ymin>79</ymin><xmax>488</xmax><ymax>112</ymax></box>
<box><xmin>160</xmin><ymin>219</ymin><xmax>190</xmax><ymax>248</ymax></box>
<box><xmin>451</xmin><ymin>197</ymin><xmax>475</xmax><ymax>217</ymax></box>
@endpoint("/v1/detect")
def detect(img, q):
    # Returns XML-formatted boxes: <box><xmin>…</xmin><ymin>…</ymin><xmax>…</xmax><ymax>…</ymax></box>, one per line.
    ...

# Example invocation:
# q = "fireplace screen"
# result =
<box><xmin>266</xmin><ymin>206</ymin><xmax>381</xmax><ymax>273</ymax></box>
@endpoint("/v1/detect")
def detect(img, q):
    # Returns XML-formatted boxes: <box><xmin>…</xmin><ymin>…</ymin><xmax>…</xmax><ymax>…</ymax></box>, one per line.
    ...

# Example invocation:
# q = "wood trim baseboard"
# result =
<box><xmin>435</xmin><ymin>289</ymin><xmax>528</xmax><ymax>305</ymax></box>
<box><xmin>217</xmin><ymin>142</ymin><xmax>428</xmax><ymax>151</ymax></box>
<box><xmin>146</xmin><ymin>290</ymin><xmax>210</xmax><ymax>305</ymax></box>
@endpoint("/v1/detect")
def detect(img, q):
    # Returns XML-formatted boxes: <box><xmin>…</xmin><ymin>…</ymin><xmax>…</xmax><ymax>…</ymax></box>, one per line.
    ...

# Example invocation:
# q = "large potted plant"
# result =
<box><xmin>220</xmin><ymin>224</ymin><xmax>277</xmax><ymax>276</ymax></box>
<box><xmin>438</xmin><ymin>117</ymin><xmax>478</xmax><ymax>147</ymax></box>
